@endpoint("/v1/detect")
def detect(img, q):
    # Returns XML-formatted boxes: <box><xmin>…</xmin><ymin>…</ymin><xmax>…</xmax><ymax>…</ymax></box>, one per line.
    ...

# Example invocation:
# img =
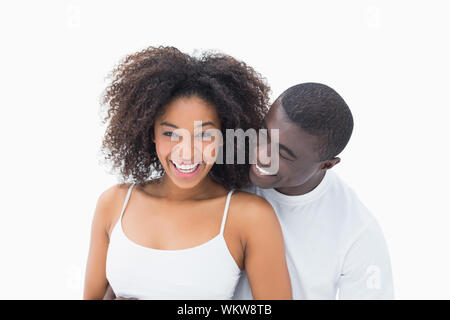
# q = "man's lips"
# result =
<box><xmin>253</xmin><ymin>160</ymin><xmax>276</xmax><ymax>176</ymax></box>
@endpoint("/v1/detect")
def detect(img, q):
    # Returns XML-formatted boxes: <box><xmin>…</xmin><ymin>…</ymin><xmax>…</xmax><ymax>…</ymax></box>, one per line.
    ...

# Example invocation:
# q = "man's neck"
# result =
<box><xmin>274</xmin><ymin>170</ymin><xmax>326</xmax><ymax>196</ymax></box>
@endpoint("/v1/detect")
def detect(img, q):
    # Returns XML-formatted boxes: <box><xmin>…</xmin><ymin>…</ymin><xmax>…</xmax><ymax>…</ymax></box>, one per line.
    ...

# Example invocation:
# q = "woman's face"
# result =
<box><xmin>153</xmin><ymin>95</ymin><xmax>222</xmax><ymax>189</ymax></box>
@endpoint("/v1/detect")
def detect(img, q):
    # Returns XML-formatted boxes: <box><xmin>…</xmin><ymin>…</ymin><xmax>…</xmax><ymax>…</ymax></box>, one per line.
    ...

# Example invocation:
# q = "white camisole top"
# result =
<box><xmin>106</xmin><ymin>183</ymin><xmax>242</xmax><ymax>299</ymax></box>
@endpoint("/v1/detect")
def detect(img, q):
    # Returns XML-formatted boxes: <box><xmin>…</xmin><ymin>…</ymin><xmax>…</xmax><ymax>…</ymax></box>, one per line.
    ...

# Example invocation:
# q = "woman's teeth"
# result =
<box><xmin>172</xmin><ymin>161</ymin><xmax>200</xmax><ymax>173</ymax></box>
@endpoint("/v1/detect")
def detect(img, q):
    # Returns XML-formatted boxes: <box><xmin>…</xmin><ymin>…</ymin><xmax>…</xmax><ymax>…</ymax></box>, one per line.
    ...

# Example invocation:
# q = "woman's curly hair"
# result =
<box><xmin>99</xmin><ymin>46</ymin><xmax>270</xmax><ymax>189</ymax></box>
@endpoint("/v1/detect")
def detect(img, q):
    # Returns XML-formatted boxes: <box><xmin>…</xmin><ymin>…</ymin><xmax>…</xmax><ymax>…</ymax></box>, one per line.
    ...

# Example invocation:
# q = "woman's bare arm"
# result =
<box><xmin>239</xmin><ymin>195</ymin><xmax>292</xmax><ymax>299</ymax></box>
<box><xmin>83</xmin><ymin>185</ymin><xmax>119</xmax><ymax>299</ymax></box>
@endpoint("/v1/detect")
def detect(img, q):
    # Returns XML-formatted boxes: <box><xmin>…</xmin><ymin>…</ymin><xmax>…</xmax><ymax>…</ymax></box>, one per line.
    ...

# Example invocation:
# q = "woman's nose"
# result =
<box><xmin>175</xmin><ymin>135</ymin><xmax>202</xmax><ymax>162</ymax></box>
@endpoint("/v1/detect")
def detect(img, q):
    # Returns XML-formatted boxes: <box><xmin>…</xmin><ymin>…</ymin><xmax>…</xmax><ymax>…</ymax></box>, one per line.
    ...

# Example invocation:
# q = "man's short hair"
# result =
<box><xmin>279</xmin><ymin>82</ymin><xmax>354</xmax><ymax>160</ymax></box>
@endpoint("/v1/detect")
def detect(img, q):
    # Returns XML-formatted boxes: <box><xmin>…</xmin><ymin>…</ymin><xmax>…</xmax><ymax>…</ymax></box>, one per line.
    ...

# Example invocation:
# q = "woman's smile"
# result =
<box><xmin>169</xmin><ymin>159</ymin><xmax>204</xmax><ymax>178</ymax></box>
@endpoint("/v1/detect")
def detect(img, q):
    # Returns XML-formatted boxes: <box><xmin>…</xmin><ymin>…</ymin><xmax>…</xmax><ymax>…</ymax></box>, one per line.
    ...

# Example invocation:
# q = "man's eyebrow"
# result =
<box><xmin>160</xmin><ymin>121</ymin><xmax>217</xmax><ymax>128</ymax></box>
<box><xmin>262</xmin><ymin>119</ymin><xmax>297</xmax><ymax>160</ymax></box>
<box><xmin>279</xmin><ymin>144</ymin><xmax>297</xmax><ymax>160</ymax></box>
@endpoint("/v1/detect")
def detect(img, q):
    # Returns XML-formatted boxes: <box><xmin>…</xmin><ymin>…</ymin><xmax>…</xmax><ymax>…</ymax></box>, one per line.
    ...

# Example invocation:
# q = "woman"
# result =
<box><xmin>83</xmin><ymin>46</ymin><xmax>292</xmax><ymax>299</ymax></box>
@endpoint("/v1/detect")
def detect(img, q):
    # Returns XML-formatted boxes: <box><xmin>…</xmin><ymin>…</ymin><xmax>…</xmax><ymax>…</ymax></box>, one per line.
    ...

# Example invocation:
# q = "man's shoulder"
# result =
<box><xmin>326</xmin><ymin>170</ymin><xmax>380</xmax><ymax>237</ymax></box>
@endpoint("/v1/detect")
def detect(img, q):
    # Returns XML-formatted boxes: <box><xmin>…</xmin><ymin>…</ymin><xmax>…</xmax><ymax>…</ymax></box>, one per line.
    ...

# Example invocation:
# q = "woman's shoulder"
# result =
<box><xmin>230</xmin><ymin>189</ymin><xmax>277</xmax><ymax>222</ymax></box>
<box><xmin>231</xmin><ymin>189</ymin><xmax>272</xmax><ymax>207</ymax></box>
<box><xmin>229</xmin><ymin>190</ymin><xmax>281</xmax><ymax>250</ymax></box>
<box><xmin>95</xmin><ymin>183</ymin><xmax>134</xmax><ymax>236</ymax></box>
<box><xmin>97</xmin><ymin>182</ymin><xmax>133</xmax><ymax>207</ymax></box>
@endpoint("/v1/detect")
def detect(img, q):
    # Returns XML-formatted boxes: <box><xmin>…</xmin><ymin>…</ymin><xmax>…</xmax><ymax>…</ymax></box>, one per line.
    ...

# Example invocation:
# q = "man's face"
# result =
<box><xmin>249</xmin><ymin>99</ymin><xmax>325</xmax><ymax>189</ymax></box>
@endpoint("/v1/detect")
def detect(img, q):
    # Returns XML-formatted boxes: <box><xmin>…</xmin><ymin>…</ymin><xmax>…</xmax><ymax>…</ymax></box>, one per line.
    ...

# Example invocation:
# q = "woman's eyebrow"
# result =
<box><xmin>160</xmin><ymin>121</ymin><xmax>178</xmax><ymax>128</ymax></box>
<box><xmin>160</xmin><ymin>121</ymin><xmax>217</xmax><ymax>128</ymax></box>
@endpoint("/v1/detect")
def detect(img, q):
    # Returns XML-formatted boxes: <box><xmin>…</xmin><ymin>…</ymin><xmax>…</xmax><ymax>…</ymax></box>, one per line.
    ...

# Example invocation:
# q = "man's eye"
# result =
<box><xmin>279</xmin><ymin>150</ymin><xmax>292</xmax><ymax>161</ymax></box>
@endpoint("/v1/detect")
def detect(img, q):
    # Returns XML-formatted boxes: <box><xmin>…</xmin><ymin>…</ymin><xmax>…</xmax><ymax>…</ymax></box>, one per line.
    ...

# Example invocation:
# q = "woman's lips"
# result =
<box><xmin>169</xmin><ymin>160</ymin><xmax>202</xmax><ymax>178</ymax></box>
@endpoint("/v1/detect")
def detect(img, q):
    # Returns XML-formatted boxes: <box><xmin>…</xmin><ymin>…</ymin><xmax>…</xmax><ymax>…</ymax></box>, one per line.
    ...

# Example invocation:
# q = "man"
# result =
<box><xmin>233</xmin><ymin>82</ymin><xmax>394</xmax><ymax>299</ymax></box>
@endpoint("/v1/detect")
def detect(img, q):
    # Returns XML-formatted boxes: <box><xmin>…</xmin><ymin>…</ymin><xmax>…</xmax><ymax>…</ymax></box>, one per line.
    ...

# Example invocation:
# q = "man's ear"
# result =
<box><xmin>321</xmin><ymin>157</ymin><xmax>340</xmax><ymax>170</ymax></box>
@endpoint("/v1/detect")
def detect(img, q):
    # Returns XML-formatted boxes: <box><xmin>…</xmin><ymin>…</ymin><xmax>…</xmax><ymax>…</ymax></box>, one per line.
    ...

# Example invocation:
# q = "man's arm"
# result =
<box><xmin>338</xmin><ymin>219</ymin><xmax>394</xmax><ymax>299</ymax></box>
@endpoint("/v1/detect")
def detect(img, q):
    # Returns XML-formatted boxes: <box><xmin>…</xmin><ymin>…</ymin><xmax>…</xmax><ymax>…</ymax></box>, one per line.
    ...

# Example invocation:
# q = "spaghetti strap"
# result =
<box><xmin>119</xmin><ymin>183</ymin><xmax>136</xmax><ymax>220</ymax></box>
<box><xmin>219</xmin><ymin>189</ymin><xmax>234</xmax><ymax>235</ymax></box>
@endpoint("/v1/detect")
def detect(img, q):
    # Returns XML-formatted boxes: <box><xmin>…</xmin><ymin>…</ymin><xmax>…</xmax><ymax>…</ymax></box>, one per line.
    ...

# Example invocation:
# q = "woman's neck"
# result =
<box><xmin>158</xmin><ymin>173</ymin><xmax>224</xmax><ymax>201</ymax></box>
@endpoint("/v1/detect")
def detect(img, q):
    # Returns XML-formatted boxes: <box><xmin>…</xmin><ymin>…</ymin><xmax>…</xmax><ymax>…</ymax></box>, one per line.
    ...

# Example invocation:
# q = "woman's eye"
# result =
<box><xmin>196</xmin><ymin>131</ymin><xmax>212</xmax><ymax>138</ymax></box>
<box><xmin>163</xmin><ymin>131</ymin><xmax>177</xmax><ymax>137</ymax></box>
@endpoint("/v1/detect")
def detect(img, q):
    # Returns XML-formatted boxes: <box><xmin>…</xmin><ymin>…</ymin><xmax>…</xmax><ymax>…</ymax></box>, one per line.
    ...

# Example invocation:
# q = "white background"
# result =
<box><xmin>1</xmin><ymin>0</ymin><xmax>449</xmax><ymax>299</ymax></box>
